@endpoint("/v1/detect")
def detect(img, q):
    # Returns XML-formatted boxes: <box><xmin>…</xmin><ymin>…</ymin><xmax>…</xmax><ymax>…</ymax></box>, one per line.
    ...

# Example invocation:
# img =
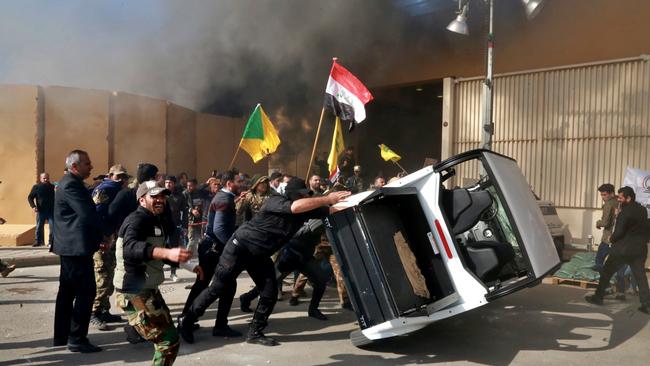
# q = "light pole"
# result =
<box><xmin>447</xmin><ymin>0</ymin><xmax>544</xmax><ymax>150</ymax></box>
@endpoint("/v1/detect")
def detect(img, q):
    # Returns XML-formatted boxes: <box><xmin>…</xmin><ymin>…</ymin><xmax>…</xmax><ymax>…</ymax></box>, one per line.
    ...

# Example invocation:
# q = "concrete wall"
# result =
<box><xmin>0</xmin><ymin>85</ymin><xmax>39</xmax><ymax>225</ymax></box>
<box><xmin>166</xmin><ymin>103</ymin><xmax>197</xmax><ymax>178</ymax></box>
<box><xmin>43</xmin><ymin>86</ymin><xmax>109</xmax><ymax>182</ymax></box>
<box><xmin>196</xmin><ymin>113</ymin><xmax>231</xmax><ymax>181</ymax></box>
<box><xmin>112</xmin><ymin>92</ymin><xmax>167</xmax><ymax>176</ymax></box>
<box><xmin>0</xmin><ymin>84</ymin><xmax>258</xmax><ymax>226</ymax></box>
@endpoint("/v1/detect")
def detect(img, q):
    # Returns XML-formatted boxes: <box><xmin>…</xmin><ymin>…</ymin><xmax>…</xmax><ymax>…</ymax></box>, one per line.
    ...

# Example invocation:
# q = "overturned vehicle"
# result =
<box><xmin>325</xmin><ymin>150</ymin><xmax>561</xmax><ymax>347</ymax></box>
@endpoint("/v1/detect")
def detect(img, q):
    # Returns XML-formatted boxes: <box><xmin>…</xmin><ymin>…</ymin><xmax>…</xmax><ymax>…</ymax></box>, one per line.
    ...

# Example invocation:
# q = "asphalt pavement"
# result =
<box><xmin>2</xmin><ymin>265</ymin><xmax>650</xmax><ymax>366</ymax></box>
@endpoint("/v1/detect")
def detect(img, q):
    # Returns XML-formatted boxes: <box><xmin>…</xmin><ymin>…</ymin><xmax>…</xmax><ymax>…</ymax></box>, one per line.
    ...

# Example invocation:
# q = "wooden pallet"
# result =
<box><xmin>550</xmin><ymin>277</ymin><xmax>599</xmax><ymax>289</ymax></box>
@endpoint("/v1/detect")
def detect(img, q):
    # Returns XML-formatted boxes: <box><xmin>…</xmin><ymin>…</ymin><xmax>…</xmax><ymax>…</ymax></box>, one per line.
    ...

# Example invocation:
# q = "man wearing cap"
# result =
<box><xmin>114</xmin><ymin>181</ymin><xmax>193</xmax><ymax>365</ymax></box>
<box><xmin>179</xmin><ymin>177</ymin><xmax>350</xmax><ymax>346</ymax></box>
<box><xmin>89</xmin><ymin>164</ymin><xmax>130</xmax><ymax>330</ymax></box>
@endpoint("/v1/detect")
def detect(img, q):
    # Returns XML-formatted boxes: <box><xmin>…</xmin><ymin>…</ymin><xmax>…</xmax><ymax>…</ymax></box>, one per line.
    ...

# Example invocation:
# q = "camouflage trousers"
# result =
<box><xmin>92</xmin><ymin>248</ymin><xmax>116</xmax><ymax>314</ymax></box>
<box><xmin>117</xmin><ymin>290</ymin><xmax>179</xmax><ymax>366</ymax></box>
<box><xmin>292</xmin><ymin>243</ymin><xmax>348</xmax><ymax>304</ymax></box>
<box><xmin>186</xmin><ymin>226</ymin><xmax>202</xmax><ymax>257</ymax></box>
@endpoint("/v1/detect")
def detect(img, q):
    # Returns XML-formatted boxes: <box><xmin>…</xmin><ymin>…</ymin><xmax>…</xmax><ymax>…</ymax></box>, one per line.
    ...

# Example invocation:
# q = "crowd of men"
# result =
<box><xmin>29</xmin><ymin>147</ymin><xmax>399</xmax><ymax>365</ymax></box>
<box><xmin>7</xmin><ymin>147</ymin><xmax>647</xmax><ymax>365</ymax></box>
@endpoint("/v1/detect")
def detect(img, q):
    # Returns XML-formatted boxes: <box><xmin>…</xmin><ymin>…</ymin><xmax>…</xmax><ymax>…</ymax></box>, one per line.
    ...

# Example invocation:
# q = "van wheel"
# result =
<box><xmin>350</xmin><ymin>330</ymin><xmax>374</xmax><ymax>347</ymax></box>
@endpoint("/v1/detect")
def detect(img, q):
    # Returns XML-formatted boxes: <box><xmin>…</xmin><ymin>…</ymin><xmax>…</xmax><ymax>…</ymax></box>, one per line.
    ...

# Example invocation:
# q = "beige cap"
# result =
<box><xmin>108</xmin><ymin>164</ymin><xmax>128</xmax><ymax>176</ymax></box>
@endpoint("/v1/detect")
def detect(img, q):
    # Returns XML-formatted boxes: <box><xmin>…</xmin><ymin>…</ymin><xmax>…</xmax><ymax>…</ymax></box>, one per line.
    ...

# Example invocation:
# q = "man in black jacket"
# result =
<box><xmin>28</xmin><ymin>172</ymin><xmax>55</xmax><ymax>247</ymax></box>
<box><xmin>51</xmin><ymin>150</ymin><xmax>104</xmax><ymax>353</ymax></box>
<box><xmin>586</xmin><ymin>186</ymin><xmax>650</xmax><ymax>313</ymax></box>
<box><xmin>114</xmin><ymin>181</ymin><xmax>192</xmax><ymax>365</ymax></box>
<box><xmin>239</xmin><ymin>219</ymin><xmax>330</xmax><ymax>320</ymax></box>
<box><xmin>179</xmin><ymin>171</ymin><xmax>242</xmax><ymax>338</ymax></box>
<box><xmin>179</xmin><ymin>178</ymin><xmax>350</xmax><ymax>346</ymax></box>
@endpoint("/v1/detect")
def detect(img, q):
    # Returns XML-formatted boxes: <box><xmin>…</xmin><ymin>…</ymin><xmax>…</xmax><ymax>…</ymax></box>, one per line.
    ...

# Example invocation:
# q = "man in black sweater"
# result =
<box><xmin>586</xmin><ymin>186</ymin><xmax>650</xmax><ymax>313</ymax></box>
<box><xmin>28</xmin><ymin>172</ymin><xmax>55</xmax><ymax>247</ymax></box>
<box><xmin>179</xmin><ymin>171</ymin><xmax>242</xmax><ymax>337</ymax></box>
<box><xmin>179</xmin><ymin>178</ymin><xmax>350</xmax><ymax>346</ymax></box>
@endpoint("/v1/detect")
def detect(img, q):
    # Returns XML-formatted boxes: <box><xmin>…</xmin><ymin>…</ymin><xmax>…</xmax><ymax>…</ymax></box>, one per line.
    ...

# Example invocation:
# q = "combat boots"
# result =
<box><xmin>245</xmin><ymin>319</ymin><xmax>278</xmax><ymax>346</ymax></box>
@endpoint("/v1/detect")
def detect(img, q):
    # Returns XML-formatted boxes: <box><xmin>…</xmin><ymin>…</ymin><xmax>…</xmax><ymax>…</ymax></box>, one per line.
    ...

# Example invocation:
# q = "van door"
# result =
<box><xmin>482</xmin><ymin>152</ymin><xmax>560</xmax><ymax>279</ymax></box>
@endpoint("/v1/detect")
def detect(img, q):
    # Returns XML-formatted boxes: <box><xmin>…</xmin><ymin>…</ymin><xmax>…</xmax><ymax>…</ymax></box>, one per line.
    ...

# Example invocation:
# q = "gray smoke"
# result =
<box><xmin>0</xmin><ymin>0</ymin><xmax>486</xmax><ymax>163</ymax></box>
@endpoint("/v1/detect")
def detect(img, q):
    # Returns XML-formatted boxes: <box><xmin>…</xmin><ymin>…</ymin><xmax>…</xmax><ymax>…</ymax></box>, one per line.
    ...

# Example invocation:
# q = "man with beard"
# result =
<box><xmin>586</xmin><ymin>186</ymin><xmax>650</xmax><ymax>313</ymax></box>
<box><xmin>179</xmin><ymin>178</ymin><xmax>350</xmax><ymax>346</ymax></box>
<box><xmin>179</xmin><ymin>171</ymin><xmax>243</xmax><ymax>338</ymax></box>
<box><xmin>114</xmin><ymin>181</ymin><xmax>192</xmax><ymax>365</ymax></box>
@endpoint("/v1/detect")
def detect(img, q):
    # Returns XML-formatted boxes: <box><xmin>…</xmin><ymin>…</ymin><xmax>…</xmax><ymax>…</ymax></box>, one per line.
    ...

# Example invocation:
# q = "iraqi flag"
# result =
<box><xmin>323</xmin><ymin>59</ymin><xmax>373</xmax><ymax>131</ymax></box>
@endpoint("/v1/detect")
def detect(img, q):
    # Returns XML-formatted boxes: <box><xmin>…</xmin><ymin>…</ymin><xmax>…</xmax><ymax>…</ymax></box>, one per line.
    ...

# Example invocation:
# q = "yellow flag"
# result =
<box><xmin>239</xmin><ymin>104</ymin><xmax>281</xmax><ymax>163</ymax></box>
<box><xmin>327</xmin><ymin>117</ymin><xmax>345</xmax><ymax>180</ymax></box>
<box><xmin>379</xmin><ymin>144</ymin><xmax>401</xmax><ymax>162</ymax></box>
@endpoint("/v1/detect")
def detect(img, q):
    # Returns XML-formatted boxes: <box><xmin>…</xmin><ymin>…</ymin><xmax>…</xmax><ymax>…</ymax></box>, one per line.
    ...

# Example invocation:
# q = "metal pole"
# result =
<box><xmin>481</xmin><ymin>0</ymin><xmax>494</xmax><ymax>150</ymax></box>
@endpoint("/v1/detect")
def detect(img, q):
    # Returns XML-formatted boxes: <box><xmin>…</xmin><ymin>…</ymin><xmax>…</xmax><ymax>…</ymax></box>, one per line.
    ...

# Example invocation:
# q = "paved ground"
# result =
<box><xmin>1</xmin><ymin>265</ymin><xmax>650</xmax><ymax>366</ymax></box>
<box><xmin>0</xmin><ymin>247</ymin><xmax>58</xmax><ymax>268</ymax></box>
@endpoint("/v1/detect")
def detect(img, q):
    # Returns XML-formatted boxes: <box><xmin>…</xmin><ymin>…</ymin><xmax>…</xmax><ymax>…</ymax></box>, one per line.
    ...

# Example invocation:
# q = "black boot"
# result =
<box><xmin>239</xmin><ymin>292</ymin><xmax>255</xmax><ymax>313</ymax></box>
<box><xmin>585</xmin><ymin>294</ymin><xmax>604</xmax><ymax>305</ymax></box>
<box><xmin>177</xmin><ymin>315</ymin><xmax>195</xmax><ymax>343</ymax></box>
<box><xmin>124</xmin><ymin>325</ymin><xmax>145</xmax><ymax>344</ymax></box>
<box><xmin>308</xmin><ymin>307</ymin><xmax>328</xmax><ymax>321</ymax></box>
<box><xmin>212</xmin><ymin>324</ymin><xmax>243</xmax><ymax>337</ymax></box>
<box><xmin>245</xmin><ymin>320</ymin><xmax>278</xmax><ymax>346</ymax></box>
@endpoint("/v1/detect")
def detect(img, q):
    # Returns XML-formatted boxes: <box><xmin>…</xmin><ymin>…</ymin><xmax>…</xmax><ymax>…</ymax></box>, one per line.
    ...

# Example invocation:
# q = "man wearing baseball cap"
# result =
<box><xmin>89</xmin><ymin>164</ymin><xmax>130</xmax><ymax>330</ymax></box>
<box><xmin>179</xmin><ymin>177</ymin><xmax>350</xmax><ymax>346</ymax></box>
<box><xmin>114</xmin><ymin>181</ymin><xmax>192</xmax><ymax>365</ymax></box>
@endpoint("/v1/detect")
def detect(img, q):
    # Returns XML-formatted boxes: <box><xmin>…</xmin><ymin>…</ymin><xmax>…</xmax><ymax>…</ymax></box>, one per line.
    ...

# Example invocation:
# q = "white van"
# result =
<box><xmin>326</xmin><ymin>150</ymin><xmax>561</xmax><ymax>346</ymax></box>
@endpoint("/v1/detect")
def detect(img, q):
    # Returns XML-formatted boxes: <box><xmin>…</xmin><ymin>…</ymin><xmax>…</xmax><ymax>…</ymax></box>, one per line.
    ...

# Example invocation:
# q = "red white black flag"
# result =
<box><xmin>323</xmin><ymin>59</ymin><xmax>373</xmax><ymax>130</ymax></box>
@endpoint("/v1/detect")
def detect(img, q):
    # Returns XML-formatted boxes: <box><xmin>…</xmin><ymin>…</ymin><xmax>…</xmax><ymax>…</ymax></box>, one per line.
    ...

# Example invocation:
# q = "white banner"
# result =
<box><xmin>623</xmin><ymin>166</ymin><xmax>650</xmax><ymax>218</ymax></box>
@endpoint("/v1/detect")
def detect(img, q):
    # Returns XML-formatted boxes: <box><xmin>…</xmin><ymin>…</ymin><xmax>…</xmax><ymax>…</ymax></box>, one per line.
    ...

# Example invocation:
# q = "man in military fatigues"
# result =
<box><xmin>236</xmin><ymin>175</ymin><xmax>271</xmax><ymax>225</ymax></box>
<box><xmin>290</xmin><ymin>241</ymin><xmax>350</xmax><ymax>309</ymax></box>
<box><xmin>90</xmin><ymin>164</ymin><xmax>129</xmax><ymax>330</ymax></box>
<box><xmin>114</xmin><ymin>181</ymin><xmax>192</xmax><ymax>365</ymax></box>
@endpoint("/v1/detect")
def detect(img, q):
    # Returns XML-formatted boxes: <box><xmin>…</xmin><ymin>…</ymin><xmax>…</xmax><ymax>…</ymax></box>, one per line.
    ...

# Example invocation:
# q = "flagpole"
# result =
<box><xmin>228</xmin><ymin>142</ymin><xmax>242</xmax><ymax>170</ymax></box>
<box><xmin>393</xmin><ymin>160</ymin><xmax>407</xmax><ymax>174</ymax></box>
<box><xmin>305</xmin><ymin>107</ymin><xmax>326</xmax><ymax>181</ymax></box>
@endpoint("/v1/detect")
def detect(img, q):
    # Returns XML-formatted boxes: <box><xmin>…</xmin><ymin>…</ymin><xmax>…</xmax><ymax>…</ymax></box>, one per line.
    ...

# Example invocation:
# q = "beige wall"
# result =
<box><xmin>378</xmin><ymin>0</ymin><xmax>650</xmax><ymax>87</ymax></box>
<box><xmin>196</xmin><ymin>113</ymin><xmax>230</xmax><ymax>181</ymax></box>
<box><xmin>0</xmin><ymin>85</ymin><xmax>39</xmax><ymax>225</ymax></box>
<box><xmin>112</xmin><ymin>92</ymin><xmax>166</xmax><ymax>176</ymax></box>
<box><xmin>1</xmin><ymin>84</ymin><xmax>256</xmax><ymax>226</ymax></box>
<box><xmin>166</xmin><ymin>103</ymin><xmax>197</xmax><ymax>178</ymax></box>
<box><xmin>44</xmin><ymin>86</ymin><xmax>109</xmax><ymax>182</ymax></box>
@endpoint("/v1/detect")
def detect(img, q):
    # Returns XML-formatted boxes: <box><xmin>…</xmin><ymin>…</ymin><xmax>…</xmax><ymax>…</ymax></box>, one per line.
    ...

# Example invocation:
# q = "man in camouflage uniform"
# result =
<box><xmin>236</xmin><ymin>175</ymin><xmax>271</xmax><ymax>225</ymax></box>
<box><xmin>90</xmin><ymin>164</ymin><xmax>129</xmax><ymax>330</ymax></box>
<box><xmin>114</xmin><ymin>181</ymin><xmax>192</xmax><ymax>366</ymax></box>
<box><xmin>290</xmin><ymin>241</ymin><xmax>349</xmax><ymax>309</ymax></box>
